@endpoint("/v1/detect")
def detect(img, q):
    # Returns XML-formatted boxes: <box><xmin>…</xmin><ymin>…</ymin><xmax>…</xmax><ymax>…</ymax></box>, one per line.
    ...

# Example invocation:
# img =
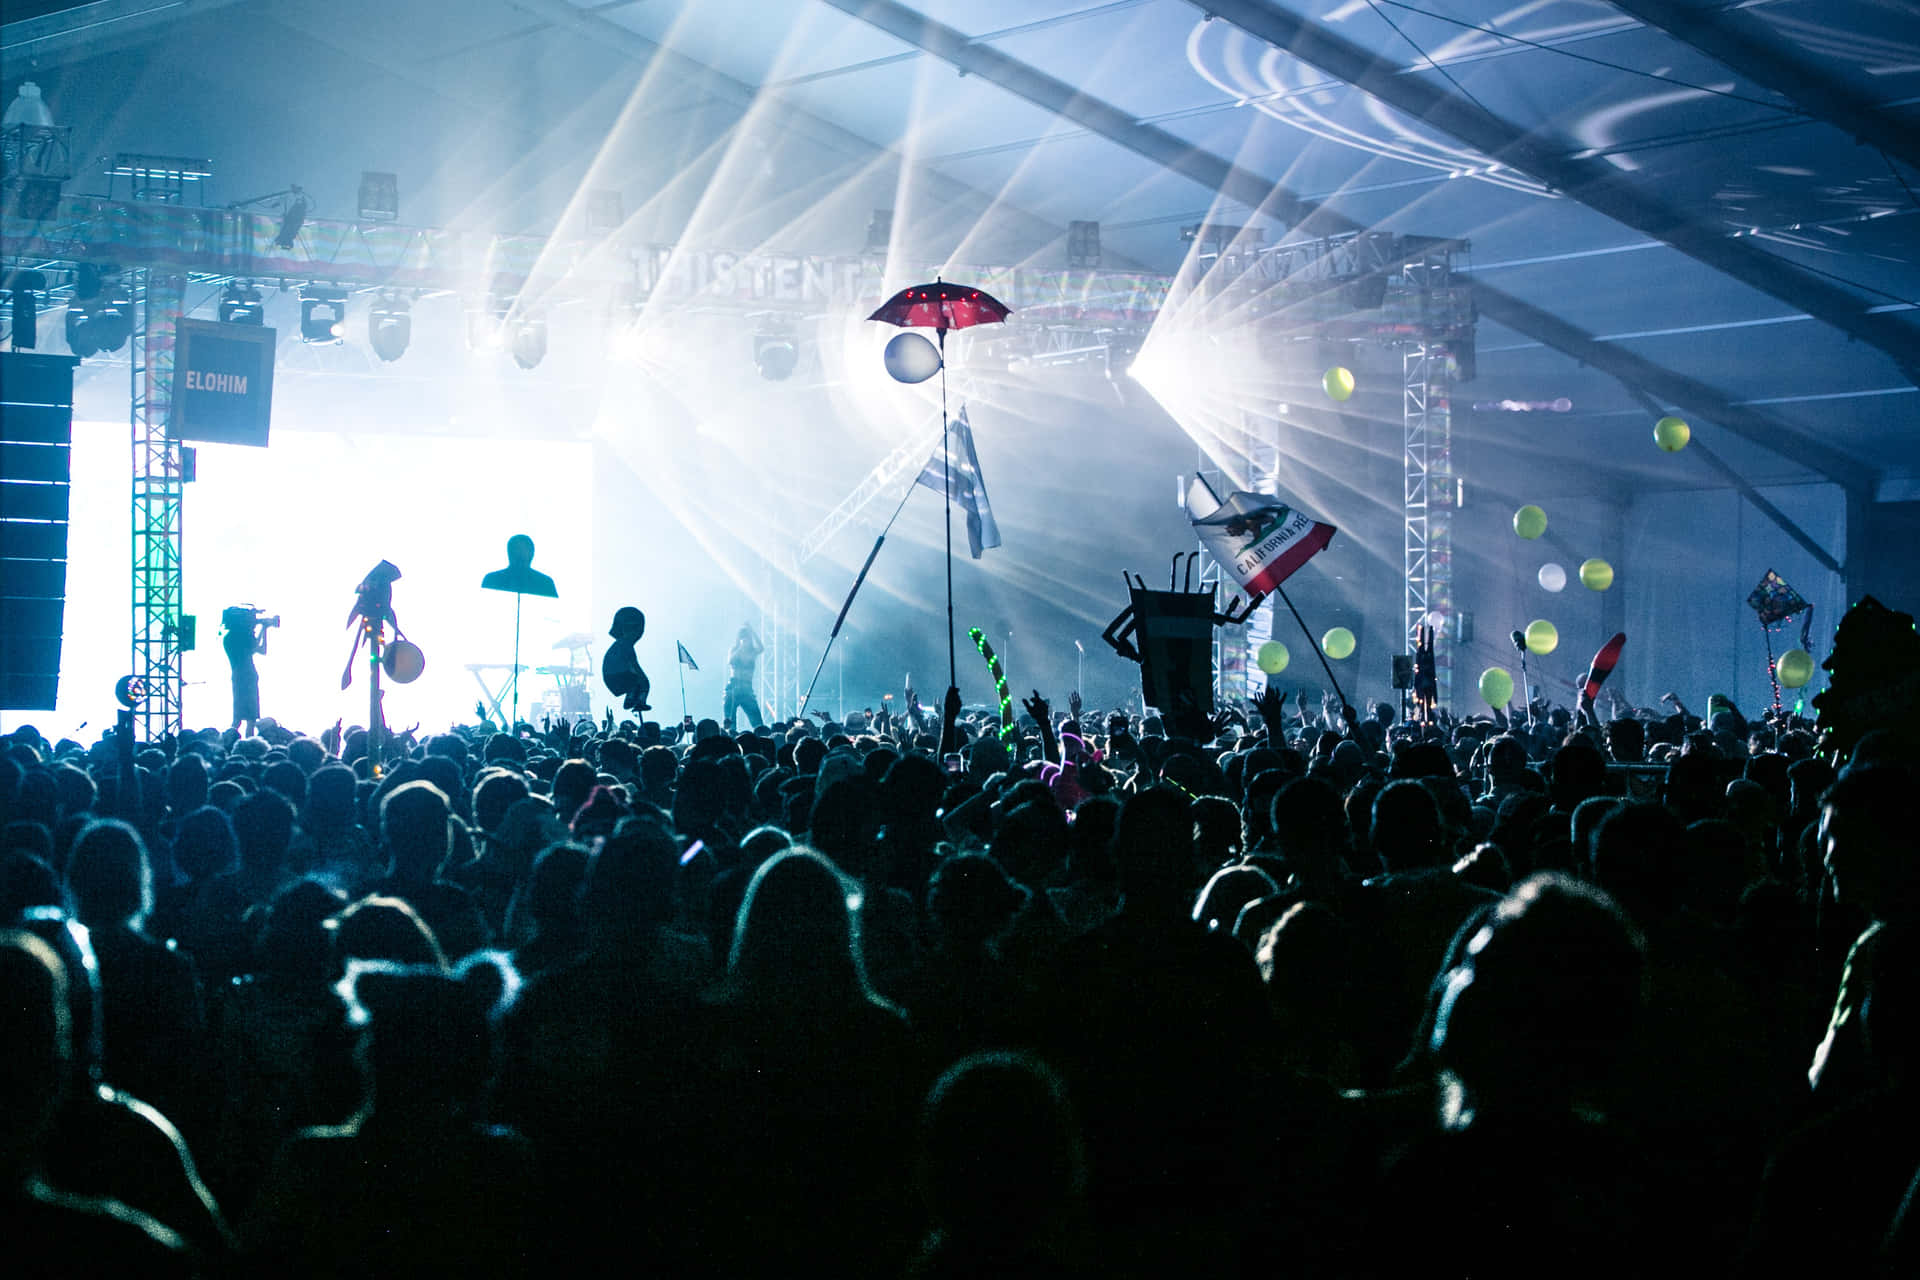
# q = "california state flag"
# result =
<box><xmin>1186</xmin><ymin>477</ymin><xmax>1337</xmax><ymax>597</ymax></box>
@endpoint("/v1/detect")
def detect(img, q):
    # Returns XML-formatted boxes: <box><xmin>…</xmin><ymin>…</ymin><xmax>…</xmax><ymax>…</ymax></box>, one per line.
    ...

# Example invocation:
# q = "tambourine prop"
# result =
<box><xmin>383</xmin><ymin>639</ymin><xmax>426</xmax><ymax>684</ymax></box>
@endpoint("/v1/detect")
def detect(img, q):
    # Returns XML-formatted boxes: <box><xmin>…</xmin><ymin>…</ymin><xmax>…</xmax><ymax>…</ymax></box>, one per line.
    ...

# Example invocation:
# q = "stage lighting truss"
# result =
<box><xmin>299</xmin><ymin>286</ymin><xmax>346</xmax><ymax>344</ymax></box>
<box><xmin>219</xmin><ymin>282</ymin><xmax>265</xmax><ymax>325</ymax></box>
<box><xmin>368</xmin><ymin>292</ymin><xmax>411</xmax><ymax>362</ymax></box>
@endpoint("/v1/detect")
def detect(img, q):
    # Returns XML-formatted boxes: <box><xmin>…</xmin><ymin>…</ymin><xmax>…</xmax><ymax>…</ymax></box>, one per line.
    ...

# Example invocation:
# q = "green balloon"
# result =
<box><xmin>1322</xmin><ymin>366</ymin><xmax>1355</xmax><ymax>401</ymax></box>
<box><xmin>1479</xmin><ymin>666</ymin><xmax>1514</xmax><ymax>709</ymax></box>
<box><xmin>1256</xmin><ymin>640</ymin><xmax>1291</xmax><ymax>674</ymax></box>
<box><xmin>1322</xmin><ymin>627</ymin><xmax>1356</xmax><ymax>660</ymax></box>
<box><xmin>1579</xmin><ymin>558</ymin><xmax>1614</xmax><ymax>591</ymax></box>
<box><xmin>1655</xmin><ymin>415</ymin><xmax>1691</xmax><ymax>452</ymax></box>
<box><xmin>1513</xmin><ymin>504</ymin><xmax>1548</xmax><ymax>540</ymax></box>
<box><xmin>1525</xmin><ymin>619</ymin><xmax>1559</xmax><ymax>655</ymax></box>
<box><xmin>1777</xmin><ymin>648</ymin><xmax>1815</xmax><ymax>689</ymax></box>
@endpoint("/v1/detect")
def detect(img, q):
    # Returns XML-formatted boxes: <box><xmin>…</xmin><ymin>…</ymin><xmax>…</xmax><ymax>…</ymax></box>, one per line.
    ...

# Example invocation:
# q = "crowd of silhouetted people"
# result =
<box><xmin>3</xmin><ymin>680</ymin><xmax>1916</xmax><ymax>1277</ymax></box>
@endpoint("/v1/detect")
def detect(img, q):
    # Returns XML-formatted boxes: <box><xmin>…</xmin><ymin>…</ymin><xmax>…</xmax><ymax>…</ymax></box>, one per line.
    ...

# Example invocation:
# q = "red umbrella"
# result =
<box><xmin>868</xmin><ymin>278</ymin><xmax>1010</xmax><ymax>335</ymax></box>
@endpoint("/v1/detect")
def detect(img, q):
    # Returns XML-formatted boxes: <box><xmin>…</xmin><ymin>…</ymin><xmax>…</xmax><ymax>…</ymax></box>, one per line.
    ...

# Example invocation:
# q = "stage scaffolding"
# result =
<box><xmin>1403</xmin><ymin>342</ymin><xmax>1456</xmax><ymax>713</ymax></box>
<box><xmin>1186</xmin><ymin>232</ymin><xmax>1473</xmax><ymax>712</ymax></box>
<box><xmin>6</xmin><ymin>183</ymin><xmax>1470</xmax><ymax>729</ymax></box>
<box><xmin>131</xmin><ymin>270</ymin><xmax>187</xmax><ymax>739</ymax></box>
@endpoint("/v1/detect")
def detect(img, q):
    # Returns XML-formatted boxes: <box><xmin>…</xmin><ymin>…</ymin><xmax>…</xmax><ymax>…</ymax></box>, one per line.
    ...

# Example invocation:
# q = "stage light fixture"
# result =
<box><xmin>219</xmin><ymin>282</ymin><xmax>265</xmax><ymax>325</ymax></box>
<box><xmin>754</xmin><ymin>333</ymin><xmax>797</xmax><ymax>381</ymax></box>
<box><xmin>84</xmin><ymin>277</ymin><xmax>133</xmax><ymax>353</ymax></box>
<box><xmin>64</xmin><ymin>303</ymin><xmax>99</xmax><ymax>357</ymax></box>
<box><xmin>274</xmin><ymin>186</ymin><xmax>310</xmax><ymax>249</ymax></box>
<box><xmin>299</xmin><ymin>287</ymin><xmax>346</xmax><ymax>343</ymax></box>
<box><xmin>510</xmin><ymin>317</ymin><xmax>546</xmax><ymax>369</ymax></box>
<box><xmin>368</xmin><ymin>292</ymin><xmax>410</xmax><ymax>362</ymax></box>
<box><xmin>1067</xmin><ymin>220</ymin><xmax>1101</xmax><ymax>269</ymax></box>
<box><xmin>358</xmin><ymin>171</ymin><xmax>398</xmax><ymax>222</ymax></box>
<box><xmin>7</xmin><ymin>269</ymin><xmax>45</xmax><ymax>349</ymax></box>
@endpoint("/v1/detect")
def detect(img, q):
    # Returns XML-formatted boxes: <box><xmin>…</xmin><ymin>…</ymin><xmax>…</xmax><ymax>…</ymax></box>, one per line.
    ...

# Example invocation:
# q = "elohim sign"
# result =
<box><xmin>170</xmin><ymin>318</ymin><xmax>276</xmax><ymax>447</ymax></box>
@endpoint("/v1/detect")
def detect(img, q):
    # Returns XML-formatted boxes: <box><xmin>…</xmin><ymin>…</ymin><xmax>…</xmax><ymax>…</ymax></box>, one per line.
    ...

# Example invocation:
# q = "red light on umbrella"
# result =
<box><xmin>868</xmin><ymin>278</ymin><xmax>1010</xmax><ymax>335</ymax></box>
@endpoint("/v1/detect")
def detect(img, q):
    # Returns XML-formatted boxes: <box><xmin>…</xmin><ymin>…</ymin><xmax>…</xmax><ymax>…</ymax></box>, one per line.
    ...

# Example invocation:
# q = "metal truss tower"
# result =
<box><xmin>131</xmin><ymin>270</ymin><xmax>186</xmax><ymax>739</ymax></box>
<box><xmin>1403</xmin><ymin>342</ymin><xmax>1456</xmax><ymax>712</ymax></box>
<box><xmin>757</xmin><ymin>566</ymin><xmax>801</xmax><ymax>724</ymax></box>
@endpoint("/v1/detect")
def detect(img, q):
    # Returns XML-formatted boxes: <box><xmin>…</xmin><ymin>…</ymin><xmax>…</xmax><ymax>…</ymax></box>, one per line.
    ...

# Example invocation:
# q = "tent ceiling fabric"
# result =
<box><xmin>5</xmin><ymin>0</ymin><xmax>1916</xmax><ymax>481</ymax></box>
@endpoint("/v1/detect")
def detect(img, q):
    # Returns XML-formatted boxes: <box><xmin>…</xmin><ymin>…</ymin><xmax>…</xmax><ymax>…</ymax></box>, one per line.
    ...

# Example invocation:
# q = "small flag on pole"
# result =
<box><xmin>1186</xmin><ymin>477</ymin><xmax>1336</xmax><ymax>596</ymax></box>
<box><xmin>916</xmin><ymin>404</ymin><xmax>1002</xmax><ymax>559</ymax></box>
<box><xmin>676</xmin><ymin>642</ymin><xmax>699</xmax><ymax>671</ymax></box>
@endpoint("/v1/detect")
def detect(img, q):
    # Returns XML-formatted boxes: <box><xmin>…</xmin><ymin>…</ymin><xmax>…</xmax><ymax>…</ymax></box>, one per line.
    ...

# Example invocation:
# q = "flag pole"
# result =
<box><xmin>1275</xmin><ymin>584</ymin><xmax>1354</xmax><ymax>719</ymax></box>
<box><xmin>678</xmin><ymin>650</ymin><xmax>688</xmax><ymax>722</ymax></box>
<box><xmin>799</xmin><ymin>465</ymin><xmax>922</xmax><ymax>715</ymax></box>
<box><xmin>940</xmin><ymin>325</ymin><xmax>955</xmax><ymax>690</ymax></box>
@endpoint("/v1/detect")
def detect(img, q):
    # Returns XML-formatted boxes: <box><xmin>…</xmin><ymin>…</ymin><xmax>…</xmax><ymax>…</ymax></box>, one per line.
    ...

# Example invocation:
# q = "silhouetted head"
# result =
<box><xmin>524</xmin><ymin>842</ymin><xmax>589</xmax><ymax>928</ymax></box>
<box><xmin>1428</xmin><ymin>872</ymin><xmax>1644</xmax><ymax>1119</ymax></box>
<box><xmin>583</xmin><ymin>816</ymin><xmax>678</xmax><ymax>951</ymax></box>
<box><xmin>1371</xmin><ymin>779</ymin><xmax>1446</xmax><ymax>872</ymax></box>
<box><xmin>331</xmin><ymin>895</ymin><xmax>447</xmax><ymax>970</ymax></box>
<box><xmin>505</xmin><ymin>534</ymin><xmax>535</xmax><ymax>568</ymax></box>
<box><xmin>1820</xmin><ymin>764</ymin><xmax>1920</xmax><ymax>922</ymax></box>
<box><xmin>1193</xmin><ymin>864</ymin><xmax>1277</xmax><ymax>936</ymax></box>
<box><xmin>380</xmin><ymin>780</ymin><xmax>451</xmax><ymax>881</ymax></box>
<box><xmin>234</xmin><ymin>788</ymin><xmax>297</xmax><ymax>880</ymax></box>
<box><xmin>1590</xmin><ymin>802</ymin><xmax>1689</xmax><ymax>925</ymax></box>
<box><xmin>610</xmin><ymin>606</ymin><xmax>645</xmax><ymax>641</ymax></box>
<box><xmin>1110</xmin><ymin>785</ymin><xmax>1194</xmax><ymax>910</ymax></box>
<box><xmin>918</xmin><ymin>1051</ymin><xmax>1084</xmax><ymax>1243</ymax></box>
<box><xmin>257</xmin><ymin>878</ymin><xmax>348</xmax><ymax>984</ymax></box>
<box><xmin>0</xmin><ymin>929</ymin><xmax>69</xmax><ymax>1172</ymax></box>
<box><xmin>65</xmin><ymin>818</ymin><xmax>152</xmax><ymax>929</ymax></box>
<box><xmin>927</xmin><ymin>852</ymin><xmax>1027</xmax><ymax>954</ymax></box>
<box><xmin>346</xmin><ymin>954</ymin><xmax>513</xmax><ymax>1117</ymax></box>
<box><xmin>728</xmin><ymin>848</ymin><xmax>874</xmax><ymax>1008</ymax></box>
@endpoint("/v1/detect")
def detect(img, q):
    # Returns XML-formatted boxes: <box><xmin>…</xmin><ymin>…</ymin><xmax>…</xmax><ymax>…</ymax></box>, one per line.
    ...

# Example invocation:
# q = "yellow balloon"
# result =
<box><xmin>1525</xmin><ymin>619</ymin><xmax>1559</xmax><ymax>655</ymax></box>
<box><xmin>1479</xmin><ymin>667</ymin><xmax>1514</xmax><ymax>708</ymax></box>
<box><xmin>1322</xmin><ymin>627</ymin><xmax>1356</xmax><ymax>660</ymax></box>
<box><xmin>1579</xmin><ymin>558</ymin><xmax>1614</xmax><ymax>591</ymax></box>
<box><xmin>1256</xmin><ymin>640</ymin><xmax>1291</xmax><ymax>674</ymax></box>
<box><xmin>1777</xmin><ymin>648</ymin><xmax>1815</xmax><ymax>689</ymax></box>
<box><xmin>1513</xmin><ymin>505</ymin><xmax>1548</xmax><ymax>540</ymax></box>
<box><xmin>1655</xmin><ymin>415</ymin><xmax>1691</xmax><ymax>452</ymax></box>
<box><xmin>1322</xmin><ymin>366</ymin><xmax>1355</xmax><ymax>401</ymax></box>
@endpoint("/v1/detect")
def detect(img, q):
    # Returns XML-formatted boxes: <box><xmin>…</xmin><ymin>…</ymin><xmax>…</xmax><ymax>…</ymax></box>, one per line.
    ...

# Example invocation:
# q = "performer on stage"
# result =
<box><xmin>724</xmin><ymin>622</ymin><xmax>765</xmax><ymax>730</ymax></box>
<box><xmin>604</xmin><ymin>606</ymin><xmax>650</xmax><ymax>717</ymax></box>
<box><xmin>222</xmin><ymin>605</ymin><xmax>276</xmax><ymax>736</ymax></box>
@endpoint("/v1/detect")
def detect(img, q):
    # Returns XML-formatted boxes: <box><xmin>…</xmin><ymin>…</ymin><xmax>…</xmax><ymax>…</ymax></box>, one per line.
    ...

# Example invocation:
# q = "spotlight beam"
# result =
<box><xmin>824</xmin><ymin>0</ymin><xmax>1872</xmax><ymax>492</ymax></box>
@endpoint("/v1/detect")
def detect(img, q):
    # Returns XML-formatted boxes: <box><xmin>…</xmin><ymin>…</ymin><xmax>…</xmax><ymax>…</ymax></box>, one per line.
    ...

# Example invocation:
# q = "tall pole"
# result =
<box><xmin>940</xmin><ymin>325</ymin><xmax>955</xmax><ymax>689</ymax></box>
<box><xmin>367</xmin><ymin>620</ymin><xmax>385</xmax><ymax>778</ymax></box>
<box><xmin>510</xmin><ymin>591</ymin><xmax>523</xmax><ymax>727</ymax></box>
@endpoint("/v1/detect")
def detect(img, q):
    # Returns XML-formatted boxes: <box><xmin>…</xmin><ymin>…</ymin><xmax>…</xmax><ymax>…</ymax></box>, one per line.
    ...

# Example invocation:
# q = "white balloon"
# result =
<box><xmin>1538</xmin><ymin>562</ymin><xmax>1567</xmax><ymax>593</ymax></box>
<box><xmin>883</xmin><ymin>331</ymin><xmax>942</xmax><ymax>384</ymax></box>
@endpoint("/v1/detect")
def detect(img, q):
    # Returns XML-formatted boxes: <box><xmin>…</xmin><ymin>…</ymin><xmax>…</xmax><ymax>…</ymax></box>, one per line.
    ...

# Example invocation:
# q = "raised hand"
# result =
<box><xmin>1022</xmin><ymin>690</ymin><xmax>1051</xmax><ymax>725</ymax></box>
<box><xmin>1068</xmin><ymin>689</ymin><xmax>1083</xmax><ymax>718</ymax></box>
<box><xmin>1255</xmin><ymin>683</ymin><xmax>1285</xmax><ymax>730</ymax></box>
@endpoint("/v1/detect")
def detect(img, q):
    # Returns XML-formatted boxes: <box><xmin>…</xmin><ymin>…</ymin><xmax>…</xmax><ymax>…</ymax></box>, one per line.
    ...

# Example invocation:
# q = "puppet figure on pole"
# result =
<box><xmin>867</xmin><ymin>278</ymin><xmax>1010</xmax><ymax>751</ymax></box>
<box><xmin>341</xmin><ymin>560</ymin><xmax>424</xmax><ymax>778</ymax></box>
